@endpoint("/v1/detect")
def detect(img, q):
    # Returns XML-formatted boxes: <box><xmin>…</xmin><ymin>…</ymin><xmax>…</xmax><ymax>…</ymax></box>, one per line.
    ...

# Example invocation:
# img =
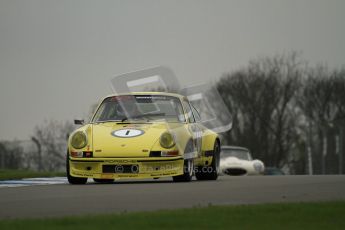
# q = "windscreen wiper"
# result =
<box><xmin>121</xmin><ymin>113</ymin><xmax>166</xmax><ymax>122</ymax></box>
<box><xmin>93</xmin><ymin>120</ymin><xmax>121</xmax><ymax>124</ymax></box>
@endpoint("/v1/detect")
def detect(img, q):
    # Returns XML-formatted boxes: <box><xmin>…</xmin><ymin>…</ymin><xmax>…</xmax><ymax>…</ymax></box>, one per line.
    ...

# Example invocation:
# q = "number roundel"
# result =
<box><xmin>111</xmin><ymin>129</ymin><xmax>144</xmax><ymax>138</ymax></box>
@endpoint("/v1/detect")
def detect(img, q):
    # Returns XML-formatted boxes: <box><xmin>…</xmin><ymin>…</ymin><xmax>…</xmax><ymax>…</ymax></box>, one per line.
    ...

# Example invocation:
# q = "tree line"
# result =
<box><xmin>217</xmin><ymin>52</ymin><xmax>345</xmax><ymax>174</ymax></box>
<box><xmin>0</xmin><ymin>120</ymin><xmax>74</xmax><ymax>171</ymax></box>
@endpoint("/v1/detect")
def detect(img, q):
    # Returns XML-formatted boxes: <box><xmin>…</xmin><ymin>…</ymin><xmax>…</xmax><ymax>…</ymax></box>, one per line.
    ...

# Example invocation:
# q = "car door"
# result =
<box><xmin>182</xmin><ymin>99</ymin><xmax>203</xmax><ymax>157</ymax></box>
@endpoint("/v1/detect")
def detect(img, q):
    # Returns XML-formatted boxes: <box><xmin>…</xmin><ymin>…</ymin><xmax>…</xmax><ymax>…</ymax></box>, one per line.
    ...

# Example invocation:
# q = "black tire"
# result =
<box><xmin>66</xmin><ymin>152</ymin><xmax>87</xmax><ymax>185</ymax></box>
<box><xmin>173</xmin><ymin>158</ymin><xmax>194</xmax><ymax>182</ymax></box>
<box><xmin>93</xmin><ymin>178</ymin><xmax>114</xmax><ymax>183</ymax></box>
<box><xmin>195</xmin><ymin>140</ymin><xmax>220</xmax><ymax>181</ymax></box>
<box><xmin>173</xmin><ymin>141</ymin><xmax>194</xmax><ymax>182</ymax></box>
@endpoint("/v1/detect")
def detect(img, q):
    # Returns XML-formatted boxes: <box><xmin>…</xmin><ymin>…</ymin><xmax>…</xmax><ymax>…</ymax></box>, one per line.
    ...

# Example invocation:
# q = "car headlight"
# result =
<box><xmin>71</xmin><ymin>131</ymin><xmax>87</xmax><ymax>149</ymax></box>
<box><xmin>159</xmin><ymin>132</ymin><xmax>175</xmax><ymax>149</ymax></box>
<box><xmin>253</xmin><ymin>162</ymin><xmax>263</xmax><ymax>172</ymax></box>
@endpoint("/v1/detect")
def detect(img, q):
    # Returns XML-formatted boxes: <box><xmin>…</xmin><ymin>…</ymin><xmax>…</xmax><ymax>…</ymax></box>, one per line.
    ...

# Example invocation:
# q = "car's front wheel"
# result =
<box><xmin>195</xmin><ymin>140</ymin><xmax>220</xmax><ymax>181</ymax></box>
<box><xmin>66</xmin><ymin>152</ymin><xmax>87</xmax><ymax>185</ymax></box>
<box><xmin>173</xmin><ymin>158</ymin><xmax>194</xmax><ymax>182</ymax></box>
<box><xmin>173</xmin><ymin>141</ymin><xmax>194</xmax><ymax>182</ymax></box>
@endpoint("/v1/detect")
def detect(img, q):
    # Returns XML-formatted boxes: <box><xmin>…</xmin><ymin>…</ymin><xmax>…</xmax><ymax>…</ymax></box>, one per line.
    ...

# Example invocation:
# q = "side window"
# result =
<box><xmin>191</xmin><ymin>104</ymin><xmax>201</xmax><ymax>122</ymax></box>
<box><xmin>182</xmin><ymin>100</ymin><xmax>195</xmax><ymax>123</ymax></box>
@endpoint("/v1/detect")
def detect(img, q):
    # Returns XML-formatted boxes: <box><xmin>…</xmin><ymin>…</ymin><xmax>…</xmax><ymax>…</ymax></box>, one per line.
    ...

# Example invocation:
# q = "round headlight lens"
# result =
<box><xmin>253</xmin><ymin>162</ymin><xmax>263</xmax><ymax>172</ymax></box>
<box><xmin>159</xmin><ymin>132</ymin><xmax>175</xmax><ymax>149</ymax></box>
<box><xmin>71</xmin><ymin>131</ymin><xmax>87</xmax><ymax>149</ymax></box>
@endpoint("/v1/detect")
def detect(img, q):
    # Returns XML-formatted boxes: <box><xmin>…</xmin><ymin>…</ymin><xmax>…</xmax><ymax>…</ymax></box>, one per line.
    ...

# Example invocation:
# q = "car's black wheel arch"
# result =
<box><xmin>195</xmin><ymin>139</ymin><xmax>220</xmax><ymax>181</ymax></box>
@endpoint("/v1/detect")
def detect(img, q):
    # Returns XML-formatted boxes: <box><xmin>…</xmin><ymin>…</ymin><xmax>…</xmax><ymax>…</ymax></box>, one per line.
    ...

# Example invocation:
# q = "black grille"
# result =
<box><xmin>102</xmin><ymin>165</ymin><xmax>139</xmax><ymax>174</ymax></box>
<box><xmin>82</xmin><ymin>151</ymin><xmax>93</xmax><ymax>157</ymax></box>
<box><xmin>149</xmin><ymin>151</ymin><xmax>161</xmax><ymax>157</ymax></box>
<box><xmin>224</xmin><ymin>168</ymin><xmax>247</xmax><ymax>176</ymax></box>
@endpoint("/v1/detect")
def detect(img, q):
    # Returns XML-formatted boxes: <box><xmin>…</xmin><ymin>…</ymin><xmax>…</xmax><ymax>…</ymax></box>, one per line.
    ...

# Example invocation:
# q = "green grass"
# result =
<box><xmin>1</xmin><ymin>201</ymin><xmax>344</xmax><ymax>230</ymax></box>
<box><xmin>0</xmin><ymin>169</ymin><xmax>65</xmax><ymax>180</ymax></box>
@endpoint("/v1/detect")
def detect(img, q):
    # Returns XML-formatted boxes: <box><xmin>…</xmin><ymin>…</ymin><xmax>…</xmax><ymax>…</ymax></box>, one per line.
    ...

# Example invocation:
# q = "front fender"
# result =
<box><xmin>201</xmin><ymin>129</ymin><xmax>219</xmax><ymax>152</ymax></box>
<box><xmin>150</xmin><ymin>124</ymin><xmax>192</xmax><ymax>154</ymax></box>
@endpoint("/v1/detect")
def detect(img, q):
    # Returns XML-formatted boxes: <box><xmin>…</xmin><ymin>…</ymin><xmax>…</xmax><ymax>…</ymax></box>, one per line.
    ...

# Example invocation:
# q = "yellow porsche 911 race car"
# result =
<box><xmin>67</xmin><ymin>92</ymin><xmax>220</xmax><ymax>184</ymax></box>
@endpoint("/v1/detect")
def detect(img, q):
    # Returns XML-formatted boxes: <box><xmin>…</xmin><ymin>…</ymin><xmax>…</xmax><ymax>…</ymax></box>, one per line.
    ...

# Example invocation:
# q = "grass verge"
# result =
<box><xmin>0</xmin><ymin>169</ymin><xmax>65</xmax><ymax>180</ymax></box>
<box><xmin>0</xmin><ymin>201</ymin><xmax>344</xmax><ymax>230</ymax></box>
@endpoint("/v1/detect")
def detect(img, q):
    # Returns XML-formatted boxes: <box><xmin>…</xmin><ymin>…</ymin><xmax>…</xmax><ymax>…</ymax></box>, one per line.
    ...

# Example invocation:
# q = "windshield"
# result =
<box><xmin>221</xmin><ymin>149</ymin><xmax>252</xmax><ymax>161</ymax></box>
<box><xmin>92</xmin><ymin>95</ymin><xmax>185</xmax><ymax>123</ymax></box>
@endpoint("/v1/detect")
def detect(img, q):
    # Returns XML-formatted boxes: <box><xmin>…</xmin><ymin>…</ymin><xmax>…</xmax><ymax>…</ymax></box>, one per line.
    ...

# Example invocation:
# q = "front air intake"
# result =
<box><xmin>149</xmin><ymin>151</ymin><xmax>161</xmax><ymax>157</ymax></box>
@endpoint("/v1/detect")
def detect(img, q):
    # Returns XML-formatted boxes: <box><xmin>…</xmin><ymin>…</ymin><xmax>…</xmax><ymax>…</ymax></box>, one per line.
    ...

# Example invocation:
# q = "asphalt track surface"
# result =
<box><xmin>0</xmin><ymin>175</ymin><xmax>345</xmax><ymax>219</ymax></box>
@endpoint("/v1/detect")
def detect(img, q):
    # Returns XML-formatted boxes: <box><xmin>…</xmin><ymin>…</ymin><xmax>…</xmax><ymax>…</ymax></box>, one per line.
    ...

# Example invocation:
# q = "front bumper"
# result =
<box><xmin>69</xmin><ymin>156</ymin><xmax>184</xmax><ymax>179</ymax></box>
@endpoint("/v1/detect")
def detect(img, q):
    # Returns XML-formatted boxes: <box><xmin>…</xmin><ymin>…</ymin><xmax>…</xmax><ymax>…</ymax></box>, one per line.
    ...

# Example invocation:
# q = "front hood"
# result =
<box><xmin>220</xmin><ymin>157</ymin><xmax>252</xmax><ymax>168</ymax></box>
<box><xmin>220</xmin><ymin>157</ymin><xmax>265</xmax><ymax>174</ymax></box>
<box><xmin>92</xmin><ymin>122</ymin><xmax>176</xmax><ymax>157</ymax></box>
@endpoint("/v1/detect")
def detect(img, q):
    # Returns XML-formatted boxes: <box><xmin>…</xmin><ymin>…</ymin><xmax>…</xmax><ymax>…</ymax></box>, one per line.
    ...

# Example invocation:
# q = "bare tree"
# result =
<box><xmin>299</xmin><ymin>65</ymin><xmax>345</xmax><ymax>174</ymax></box>
<box><xmin>0</xmin><ymin>142</ymin><xmax>6</xmax><ymax>169</ymax></box>
<box><xmin>218</xmin><ymin>53</ymin><xmax>304</xmax><ymax>169</ymax></box>
<box><xmin>0</xmin><ymin>141</ymin><xmax>24</xmax><ymax>169</ymax></box>
<box><xmin>32</xmin><ymin>120</ymin><xmax>74</xmax><ymax>171</ymax></box>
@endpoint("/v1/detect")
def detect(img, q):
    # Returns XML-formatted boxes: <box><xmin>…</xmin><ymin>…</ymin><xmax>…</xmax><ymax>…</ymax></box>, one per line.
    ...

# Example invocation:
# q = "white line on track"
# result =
<box><xmin>0</xmin><ymin>177</ymin><xmax>68</xmax><ymax>188</ymax></box>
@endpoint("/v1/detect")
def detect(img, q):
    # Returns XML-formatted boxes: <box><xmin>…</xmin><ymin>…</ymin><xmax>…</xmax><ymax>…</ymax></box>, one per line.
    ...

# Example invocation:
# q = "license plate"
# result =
<box><xmin>102</xmin><ymin>165</ymin><xmax>139</xmax><ymax>174</ymax></box>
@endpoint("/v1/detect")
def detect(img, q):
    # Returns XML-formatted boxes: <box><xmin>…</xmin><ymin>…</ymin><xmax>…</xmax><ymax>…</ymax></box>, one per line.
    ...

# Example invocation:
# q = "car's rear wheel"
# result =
<box><xmin>93</xmin><ymin>178</ymin><xmax>114</xmax><ymax>183</ymax></box>
<box><xmin>173</xmin><ymin>141</ymin><xmax>194</xmax><ymax>182</ymax></box>
<box><xmin>66</xmin><ymin>152</ymin><xmax>87</xmax><ymax>185</ymax></box>
<box><xmin>195</xmin><ymin>140</ymin><xmax>220</xmax><ymax>181</ymax></box>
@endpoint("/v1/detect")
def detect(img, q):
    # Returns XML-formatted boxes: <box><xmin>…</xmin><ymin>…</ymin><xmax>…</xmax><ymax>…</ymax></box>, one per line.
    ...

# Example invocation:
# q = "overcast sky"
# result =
<box><xmin>1</xmin><ymin>0</ymin><xmax>345</xmax><ymax>140</ymax></box>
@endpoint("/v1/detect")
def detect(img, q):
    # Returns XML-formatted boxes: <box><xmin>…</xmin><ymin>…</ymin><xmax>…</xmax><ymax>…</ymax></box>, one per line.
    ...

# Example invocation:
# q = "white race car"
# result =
<box><xmin>220</xmin><ymin>146</ymin><xmax>265</xmax><ymax>176</ymax></box>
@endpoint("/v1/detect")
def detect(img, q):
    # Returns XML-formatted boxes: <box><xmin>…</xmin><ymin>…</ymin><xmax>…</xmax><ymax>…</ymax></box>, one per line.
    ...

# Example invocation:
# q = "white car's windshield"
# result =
<box><xmin>221</xmin><ymin>149</ymin><xmax>252</xmax><ymax>161</ymax></box>
<box><xmin>92</xmin><ymin>95</ymin><xmax>185</xmax><ymax>123</ymax></box>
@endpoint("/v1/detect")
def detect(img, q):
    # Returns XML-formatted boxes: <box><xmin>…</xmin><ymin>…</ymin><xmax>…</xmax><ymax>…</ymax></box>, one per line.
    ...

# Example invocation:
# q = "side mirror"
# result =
<box><xmin>74</xmin><ymin>119</ymin><xmax>84</xmax><ymax>125</ymax></box>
